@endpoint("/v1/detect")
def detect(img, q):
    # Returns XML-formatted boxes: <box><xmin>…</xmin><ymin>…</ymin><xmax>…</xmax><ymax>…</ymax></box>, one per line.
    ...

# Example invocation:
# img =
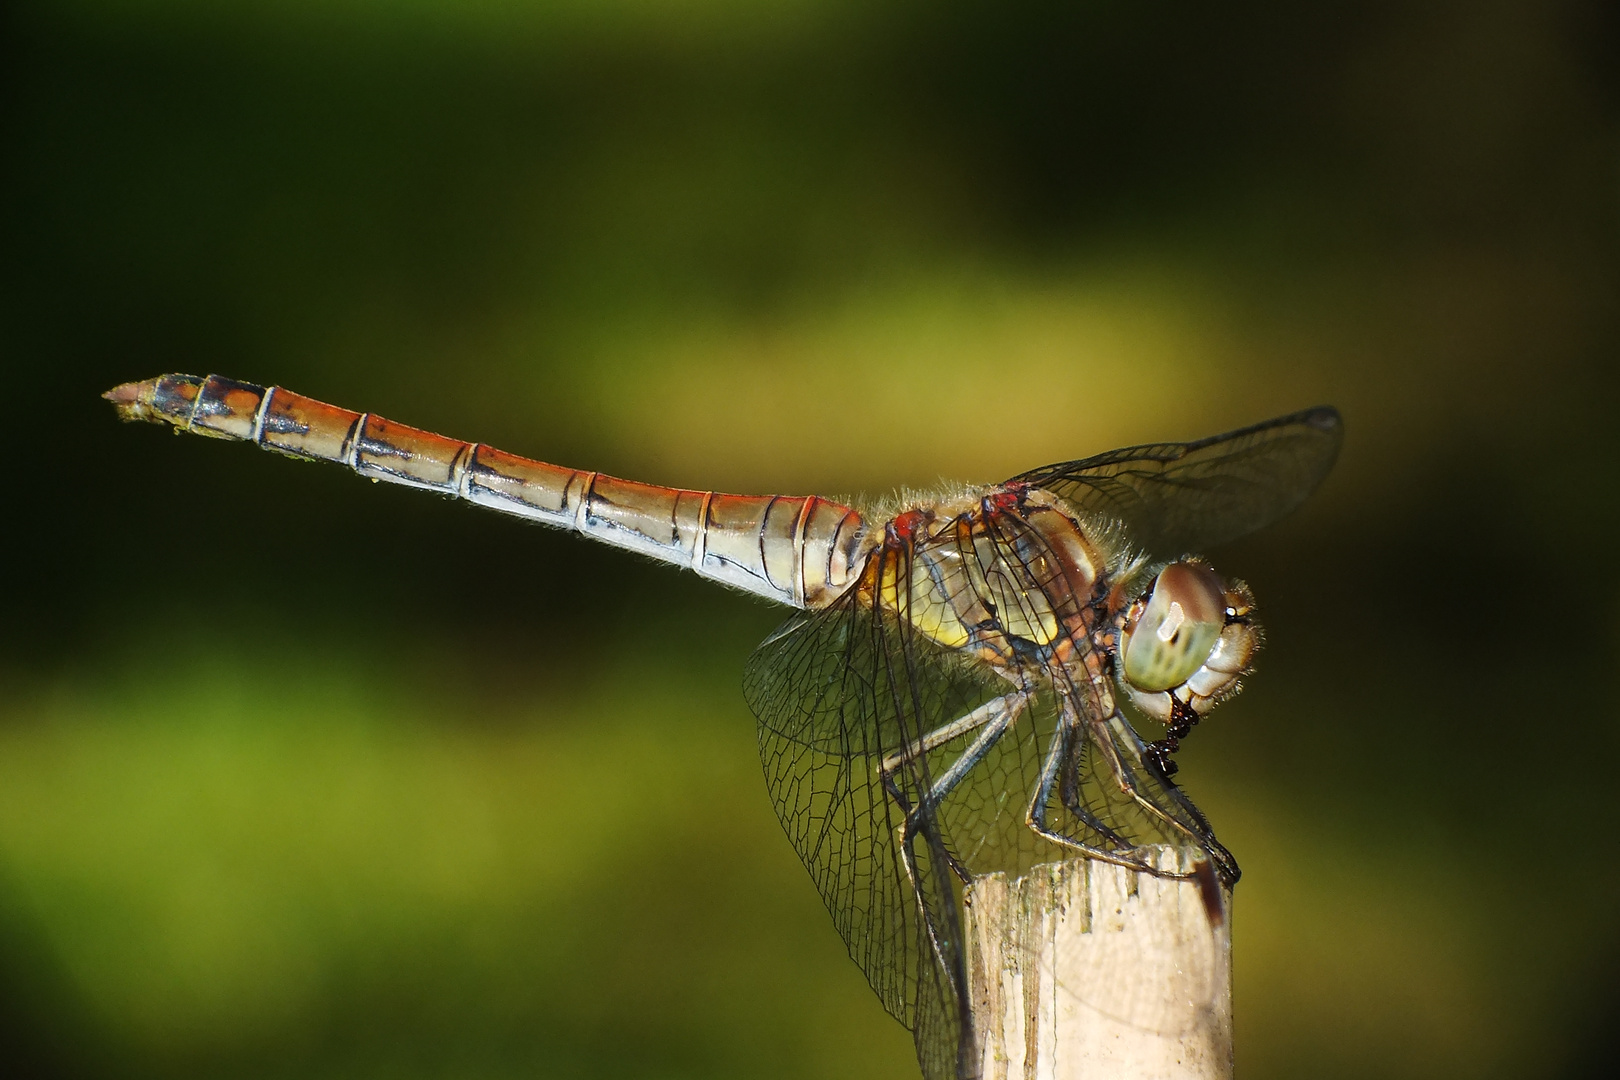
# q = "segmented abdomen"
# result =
<box><xmin>109</xmin><ymin>373</ymin><xmax>868</xmax><ymax>608</ymax></box>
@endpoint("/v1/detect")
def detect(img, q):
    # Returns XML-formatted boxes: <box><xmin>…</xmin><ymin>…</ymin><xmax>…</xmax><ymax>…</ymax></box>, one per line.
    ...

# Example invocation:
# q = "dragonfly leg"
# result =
<box><xmin>1143</xmin><ymin>695</ymin><xmax>1201</xmax><ymax>781</ymax></box>
<box><xmin>879</xmin><ymin>691</ymin><xmax>1026</xmax><ymax>778</ymax></box>
<box><xmin>880</xmin><ymin>692</ymin><xmax>1027</xmax><ymax>883</ymax></box>
<box><xmin>1090</xmin><ymin>707</ymin><xmax>1239</xmax><ymax>884</ymax></box>
<box><xmin>1025</xmin><ymin>699</ymin><xmax>1160</xmax><ymax>875</ymax></box>
<box><xmin>879</xmin><ymin>691</ymin><xmax>1027</xmax><ymax>990</ymax></box>
<box><xmin>1057</xmin><ymin>742</ymin><xmax>1133</xmax><ymax>849</ymax></box>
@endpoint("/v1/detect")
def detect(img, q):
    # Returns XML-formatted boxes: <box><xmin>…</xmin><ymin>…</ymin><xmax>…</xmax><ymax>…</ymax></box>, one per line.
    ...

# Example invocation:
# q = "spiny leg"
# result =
<box><xmin>880</xmin><ymin>691</ymin><xmax>1027</xmax><ymax>982</ymax></box>
<box><xmin>1057</xmin><ymin>726</ymin><xmax>1133</xmax><ymax>849</ymax></box>
<box><xmin>1143</xmin><ymin>695</ymin><xmax>1201</xmax><ymax>780</ymax></box>
<box><xmin>879</xmin><ymin>691</ymin><xmax>1027</xmax><ymax>790</ymax></box>
<box><xmin>881</xmin><ymin>692</ymin><xmax>1027</xmax><ymax>883</ymax></box>
<box><xmin>1089</xmin><ymin>707</ymin><xmax>1235</xmax><ymax>882</ymax></box>
<box><xmin>1025</xmin><ymin>697</ymin><xmax>1163</xmax><ymax>876</ymax></box>
<box><xmin>1094</xmin><ymin>707</ymin><xmax>1203</xmax><ymax>835</ymax></box>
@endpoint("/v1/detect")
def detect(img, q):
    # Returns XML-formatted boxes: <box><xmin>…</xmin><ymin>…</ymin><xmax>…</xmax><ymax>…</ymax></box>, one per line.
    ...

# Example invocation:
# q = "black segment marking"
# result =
<box><xmin>338</xmin><ymin>416</ymin><xmax>363</xmax><ymax>466</ymax></box>
<box><xmin>453</xmin><ymin>443</ymin><xmax>477</xmax><ymax>498</ymax></box>
<box><xmin>791</xmin><ymin>496</ymin><xmax>815</xmax><ymax>606</ymax></box>
<box><xmin>357</xmin><ymin>418</ymin><xmax>410</xmax><ymax>461</ymax></box>
<box><xmin>251</xmin><ymin>386</ymin><xmax>276</xmax><ymax>444</ymax></box>
<box><xmin>260</xmin><ymin>408</ymin><xmax>308</xmax><ymax>436</ymax></box>
<box><xmin>575</xmin><ymin>472</ymin><xmax>598</xmax><ymax>530</ymax></box>
<box><xmin>760</xmin><ymin>495</ymin><xmax>782</xmax><ymax>591</ymax></box>
<box><xmin>692</xmin><ymin>490</ymin><xmax>713</xmax><ymax>570</ymax></box>
<box><xmin>707</xmin><ymin>551</ymin><xmax>766</xmax><ymax>584</ymax></box>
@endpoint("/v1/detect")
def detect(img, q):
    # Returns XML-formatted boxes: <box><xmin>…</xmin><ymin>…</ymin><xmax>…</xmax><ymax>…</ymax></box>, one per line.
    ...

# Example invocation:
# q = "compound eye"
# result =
<box><xmin>1121</xmin><ymin>562</ymin><xmax>1226</xmax><ymax>693</ymax></box>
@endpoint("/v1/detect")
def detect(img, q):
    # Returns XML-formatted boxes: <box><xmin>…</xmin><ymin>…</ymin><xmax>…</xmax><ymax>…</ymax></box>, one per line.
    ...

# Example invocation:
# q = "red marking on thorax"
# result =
<box><xmin>985</xmin><ymin>486</ymin><xmax>1024</xmax><ymax>516</ymax></box>
<box><xmin>888</xmin><ymin>509</ymin><xmax>927</xmax><ymax>541</ymax></box>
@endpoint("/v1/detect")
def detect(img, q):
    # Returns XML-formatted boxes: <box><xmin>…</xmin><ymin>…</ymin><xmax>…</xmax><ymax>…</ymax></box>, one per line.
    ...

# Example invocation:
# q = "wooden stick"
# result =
<box><xmin>964</xmin><ymin>848</ymin><xmax>1233</xmax><ymax>1080</ymax></box>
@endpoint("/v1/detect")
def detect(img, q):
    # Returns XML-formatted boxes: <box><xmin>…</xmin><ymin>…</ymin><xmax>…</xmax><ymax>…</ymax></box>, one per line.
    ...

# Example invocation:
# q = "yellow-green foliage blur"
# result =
<box><xmin>3</xmin><ymin>2</ymin><xmax>1616</xmax><ymax>1078</ymax></box>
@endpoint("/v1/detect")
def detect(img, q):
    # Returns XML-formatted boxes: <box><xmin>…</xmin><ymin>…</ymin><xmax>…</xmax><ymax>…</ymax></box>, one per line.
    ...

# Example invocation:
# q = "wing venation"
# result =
<box><xmin>1008</xmin><ymin>406</ymin><xmax>1342</xmax><ymax>556</ymax></box>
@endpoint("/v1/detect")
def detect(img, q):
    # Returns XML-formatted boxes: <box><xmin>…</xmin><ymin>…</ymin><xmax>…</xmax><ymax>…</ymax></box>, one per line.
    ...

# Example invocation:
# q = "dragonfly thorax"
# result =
<box><xmin>857</xmin><ymin>485</ymin><xmax>1113</xmax><ymax>673</ymax></box>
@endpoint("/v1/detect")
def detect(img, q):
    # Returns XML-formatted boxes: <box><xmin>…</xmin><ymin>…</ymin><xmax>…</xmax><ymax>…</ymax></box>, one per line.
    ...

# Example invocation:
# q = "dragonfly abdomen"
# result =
<box><xmin>106</xmin><ymin>373</ymin><xmax>866</xmax><ymax>608</ymax></box>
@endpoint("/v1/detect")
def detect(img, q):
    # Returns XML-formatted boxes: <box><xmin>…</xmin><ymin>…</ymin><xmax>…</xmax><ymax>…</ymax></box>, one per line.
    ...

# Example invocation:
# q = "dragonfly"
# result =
<box><xmin>106</xmin><ymin>373</ymin><xmax>1342</xmax><ymax>1080</ymax></box>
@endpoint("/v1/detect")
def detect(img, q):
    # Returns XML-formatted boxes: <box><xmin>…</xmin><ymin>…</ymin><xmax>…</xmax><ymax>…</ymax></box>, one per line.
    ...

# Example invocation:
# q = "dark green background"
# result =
<box><xmin>4</xmin><ymin>1</ymin><xmax>1617</xmax><ymax>1077</ymax></box>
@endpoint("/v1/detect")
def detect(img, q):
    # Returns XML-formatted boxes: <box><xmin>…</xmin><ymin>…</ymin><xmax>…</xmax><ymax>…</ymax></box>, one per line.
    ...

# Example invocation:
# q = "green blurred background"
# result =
<box><xmin>3</xmin><ymin>1</ymin><xmax>1618</xmax><ymax>1077</ymax></box>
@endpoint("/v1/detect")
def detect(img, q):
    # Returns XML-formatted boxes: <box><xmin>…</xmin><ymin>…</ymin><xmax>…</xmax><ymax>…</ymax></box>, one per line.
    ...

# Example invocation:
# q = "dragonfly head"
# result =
<box><xmin>1118</xmin><ymin>561</ymin><xmax>1260</xmax><ymax>724</ymax></box>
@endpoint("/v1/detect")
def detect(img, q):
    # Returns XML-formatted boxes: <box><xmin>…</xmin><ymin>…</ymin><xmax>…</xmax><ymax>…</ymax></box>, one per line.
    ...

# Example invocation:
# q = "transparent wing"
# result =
<box><xmin>1007</xmin><ymin>406</ymin><xmax>1343</xmax><ymax>556</ymax></box>
<box><xmin>744</xmin><ymin>514</ymin><xmax>1237</xmax><ymax>1078</ymax></box>
<box><xmin>746</xmin><ymin>586</ymin><xmax>986</xmax><ymax>1080</ymax></box>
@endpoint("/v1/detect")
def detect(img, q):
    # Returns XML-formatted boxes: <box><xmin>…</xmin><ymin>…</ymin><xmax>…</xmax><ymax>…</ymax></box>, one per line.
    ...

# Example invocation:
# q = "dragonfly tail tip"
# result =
<box><xmin>103</xmin><ymin>378</ymin><xmax>162</xmax><ymax>423</ymax></box>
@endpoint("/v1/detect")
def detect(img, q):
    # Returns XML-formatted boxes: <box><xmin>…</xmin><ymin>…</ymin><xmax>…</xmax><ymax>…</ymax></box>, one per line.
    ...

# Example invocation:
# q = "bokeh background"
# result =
<box><xmin>4</xmin><ymin>1</ymin><xmax>1618</xmax><ymax>1077</ymax></box>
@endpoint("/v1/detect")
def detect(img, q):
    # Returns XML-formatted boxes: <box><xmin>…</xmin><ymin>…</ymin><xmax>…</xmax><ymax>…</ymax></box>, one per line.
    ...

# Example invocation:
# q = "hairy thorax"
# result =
<box><xmin>854</xmin><ymin>484</ymin><xmax>1117</xmax><ymax>677</ymax></box>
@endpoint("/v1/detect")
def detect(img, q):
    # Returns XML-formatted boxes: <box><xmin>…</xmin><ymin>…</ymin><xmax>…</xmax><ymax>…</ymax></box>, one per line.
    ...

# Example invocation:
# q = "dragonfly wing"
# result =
<box><xmin>746</xmin><ymin>590</ymin><xmax>997</xmax><ymax>1080</ymax></box>
<box><xmin>1008</xmin><ymin>406</ymin><xmax>1343</xmax><ymax>557</ymax></box>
